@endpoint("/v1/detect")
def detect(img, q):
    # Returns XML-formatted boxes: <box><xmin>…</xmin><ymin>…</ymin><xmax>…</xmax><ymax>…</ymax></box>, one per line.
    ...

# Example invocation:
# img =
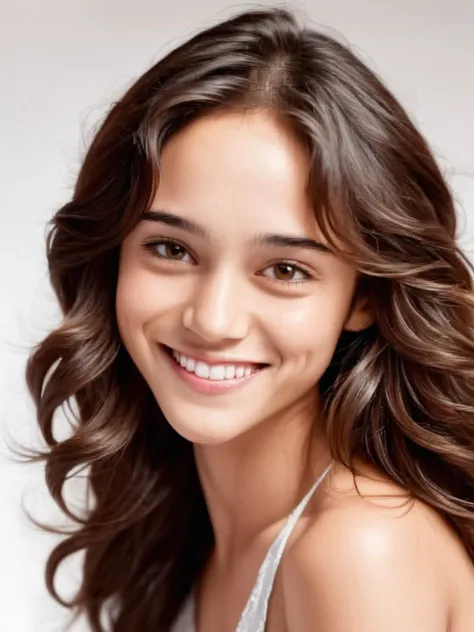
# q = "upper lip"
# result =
<box><xmin>163</xmin><ymin>344</ymin><xmax>268</xmax><ymax>367</ymax></box>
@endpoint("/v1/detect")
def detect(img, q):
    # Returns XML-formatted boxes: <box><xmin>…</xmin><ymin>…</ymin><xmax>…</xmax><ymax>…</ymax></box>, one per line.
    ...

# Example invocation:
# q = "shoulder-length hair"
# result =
<box><xmin>24</xmin><ymin>7</ymin><xmax>474</xmax><ymax>631</ymax></box>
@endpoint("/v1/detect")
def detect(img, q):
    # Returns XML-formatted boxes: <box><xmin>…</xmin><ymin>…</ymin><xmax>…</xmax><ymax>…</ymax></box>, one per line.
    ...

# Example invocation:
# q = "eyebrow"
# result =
<box><xmin>140</xmin><ymin>209</ymin><xmax>331</xmax><ymax>253</ymax></box>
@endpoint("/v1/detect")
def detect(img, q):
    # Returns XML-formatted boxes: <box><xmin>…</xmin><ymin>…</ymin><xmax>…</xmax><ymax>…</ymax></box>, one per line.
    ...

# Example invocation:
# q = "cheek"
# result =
<box><xmin>116</xmin><ymin>270</ymin><xmax>149</xmax><ymax>329</ymax></box>
<box><xmin>269</xmin><ymin>286</ymin><xmax>352</xmax><ymax>363</ymax></box>
<box><xmin>115</xmin><ymin>266</ymin><xmax>173</xmax><ymax>353</ymax></box>
<box><xmin>116</xmin><ymin>265</ymin><xmax>177</xmax><ymax>326</ymax></box>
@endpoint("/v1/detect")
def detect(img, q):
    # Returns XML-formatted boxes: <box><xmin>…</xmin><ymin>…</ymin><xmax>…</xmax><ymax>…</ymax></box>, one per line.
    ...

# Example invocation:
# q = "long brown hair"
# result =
<box><xmin>23</xmin><ymin>6</ymin><xmax>474</xmax><ymax>631</ymax></box>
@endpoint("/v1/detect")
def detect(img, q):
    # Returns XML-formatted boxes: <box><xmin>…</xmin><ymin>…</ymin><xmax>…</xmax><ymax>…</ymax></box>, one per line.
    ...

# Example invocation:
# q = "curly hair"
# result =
<box><xmin>23</xmin><ymin>6</ymin><xmax>474</xmax><ymax>631</ymax></box>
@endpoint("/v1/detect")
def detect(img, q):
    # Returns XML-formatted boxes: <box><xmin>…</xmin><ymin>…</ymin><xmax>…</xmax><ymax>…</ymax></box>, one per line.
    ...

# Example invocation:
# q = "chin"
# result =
<box><xmin>161</xmin><ymin>409</ymin><xmax>252</xmax><ymax>446</ymax></box>
<box><xmin>173</xmin><ymin>424</ymin><xmax>241</xmax><ymax>446</ymax></box>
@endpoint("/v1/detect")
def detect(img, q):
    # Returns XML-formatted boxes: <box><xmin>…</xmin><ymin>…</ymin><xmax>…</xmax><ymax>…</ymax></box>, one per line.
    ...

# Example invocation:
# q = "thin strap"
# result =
<box><xmin>235</xmin><ymin>460</ymin><xmax>334</xmax><ymax>632</ymax></box>
<box><xmin>170</xmin><ymin>592</ymin><xmax>194</xmax><ymax>632</ymax></box>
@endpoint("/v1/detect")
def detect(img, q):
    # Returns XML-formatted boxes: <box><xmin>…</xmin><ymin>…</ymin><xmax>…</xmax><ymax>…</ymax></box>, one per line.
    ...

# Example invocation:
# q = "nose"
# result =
<box><xmin>182</xmin><ymin>270</ymin><xmax>249</xmax><ymax>344</ymax></box>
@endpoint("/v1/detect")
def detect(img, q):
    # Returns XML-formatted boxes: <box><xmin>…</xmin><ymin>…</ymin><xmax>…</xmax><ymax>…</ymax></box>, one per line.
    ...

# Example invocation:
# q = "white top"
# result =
<box><xmin>171</xmin><ymin>461</ymin><xmax>334</xmax><ymax>632</ymax></box>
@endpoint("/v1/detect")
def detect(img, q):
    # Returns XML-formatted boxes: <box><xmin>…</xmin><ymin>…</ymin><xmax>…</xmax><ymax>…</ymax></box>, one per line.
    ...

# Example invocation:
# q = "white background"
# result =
<box><xmin>1</xmin><ymin>1</ymin><xmax>473</xmax><ymax>630</ymax></box>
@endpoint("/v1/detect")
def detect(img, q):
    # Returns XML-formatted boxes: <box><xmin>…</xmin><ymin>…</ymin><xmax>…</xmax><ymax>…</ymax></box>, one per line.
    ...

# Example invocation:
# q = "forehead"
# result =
<box><xmin>151</xmin><ymin>109</ymin><xmax>321</xmax><ymax>240</ymax></box>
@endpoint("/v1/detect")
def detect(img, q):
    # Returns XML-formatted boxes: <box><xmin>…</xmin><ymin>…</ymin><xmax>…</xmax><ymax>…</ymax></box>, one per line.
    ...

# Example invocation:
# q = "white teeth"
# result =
<box><xmin>194</xmin><ymin>361</ymin><xmax>210</xmax><ymax>379</ymax></box>
<box><xmin>224</xmin><ymin>365</ymin><xmax>236</xmax><ymax>379</ymax></box>
<box><xmin>209</xmin><ymin>365</ymin><xmax>226</xmax><ymax>381</ymax></box>
<box><xmin>170</xmin><ymin>348</ymin><xmax>260</xmax><ymax>381</ymax></box>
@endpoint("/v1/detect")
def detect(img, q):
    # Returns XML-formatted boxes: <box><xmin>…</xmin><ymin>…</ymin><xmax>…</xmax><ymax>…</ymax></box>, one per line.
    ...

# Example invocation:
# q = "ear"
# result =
<box><xmin>343</xmin><ymin>284</ymin><xmax>374</xmax><ymax>333</ymax></box>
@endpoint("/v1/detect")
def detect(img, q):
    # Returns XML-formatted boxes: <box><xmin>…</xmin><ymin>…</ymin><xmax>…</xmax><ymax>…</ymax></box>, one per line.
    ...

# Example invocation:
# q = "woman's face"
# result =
<box><xmin>116</xmin><ymin>109</ymin><xmax>371</xmax><ymax>444</ymax></box>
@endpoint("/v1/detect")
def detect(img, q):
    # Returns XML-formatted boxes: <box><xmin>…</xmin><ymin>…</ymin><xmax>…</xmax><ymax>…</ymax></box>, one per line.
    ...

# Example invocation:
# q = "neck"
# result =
<box><xmin>193</xmin><ymin>395</ymin><xmax>332</xmax><ymax>568</ymax></box>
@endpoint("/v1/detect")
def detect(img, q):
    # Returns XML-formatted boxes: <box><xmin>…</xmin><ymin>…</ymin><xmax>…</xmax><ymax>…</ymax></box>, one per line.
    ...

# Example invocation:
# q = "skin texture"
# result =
<box><xmin>116</xmin><ymin>109</ymin><xmax>474</xmax><ymax>630</ymax></box>
<box><xmin>281</xmin><ymin>465</ymin><xmax>474</xmax><ymax>632</ymax></box>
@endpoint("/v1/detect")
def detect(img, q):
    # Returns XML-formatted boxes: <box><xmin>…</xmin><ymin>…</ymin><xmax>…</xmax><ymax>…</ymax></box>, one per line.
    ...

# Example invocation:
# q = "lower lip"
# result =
<box><xmin>161</xmin><ymin>346</ymin><xmax>267</xmax><ymax>395</ymax></box>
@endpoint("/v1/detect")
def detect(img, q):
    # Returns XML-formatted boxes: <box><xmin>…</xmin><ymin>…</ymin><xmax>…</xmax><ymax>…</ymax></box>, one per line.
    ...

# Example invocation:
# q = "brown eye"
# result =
<box><xmin>144</xmin><ymin>239</ymin><xmax>193</xmax><ymax>263</ymax></box>
<box><xmin>162</xmin><ymin>243</ymin><xmax>187</xmax><ymax>260</ymax></box>
<box><xmin>261</xmin><ymin>261</ymin><xmax>311</xmax><ymax>285</ymax></box>
<box><xmin>274</xmin><ymin>263</ymin><xmax>297</xmax><ymax>281</ymax></box>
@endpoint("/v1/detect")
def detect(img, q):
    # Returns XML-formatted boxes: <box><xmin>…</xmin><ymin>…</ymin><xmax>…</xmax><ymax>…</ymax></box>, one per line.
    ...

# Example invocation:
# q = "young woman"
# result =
<box><xmin>24</xmin><ymin>6</ymin><xmax>474</xmax><ymax>632</ymax></box>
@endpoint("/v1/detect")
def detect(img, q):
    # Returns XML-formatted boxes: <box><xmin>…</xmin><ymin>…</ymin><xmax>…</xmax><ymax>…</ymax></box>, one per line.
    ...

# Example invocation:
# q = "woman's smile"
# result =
<box><xmin>159</xmin><ymin>343</ymin><xmax>270</xmax><ymax>395</ymax></box>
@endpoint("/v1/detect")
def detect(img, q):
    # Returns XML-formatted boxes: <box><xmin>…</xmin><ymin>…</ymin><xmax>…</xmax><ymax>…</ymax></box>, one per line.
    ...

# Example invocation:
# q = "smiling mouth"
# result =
<box><xmin>161</xmin><ymin>344</ymin><xmax>269</xmax><ymax>381</ymax></box>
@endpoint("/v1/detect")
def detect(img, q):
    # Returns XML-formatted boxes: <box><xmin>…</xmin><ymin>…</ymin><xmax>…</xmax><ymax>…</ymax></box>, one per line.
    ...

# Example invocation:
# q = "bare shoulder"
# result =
<box><xmin>281</xmin><ymin>460</ymin><xmax>474</xmax><ymax>632</ymax></box>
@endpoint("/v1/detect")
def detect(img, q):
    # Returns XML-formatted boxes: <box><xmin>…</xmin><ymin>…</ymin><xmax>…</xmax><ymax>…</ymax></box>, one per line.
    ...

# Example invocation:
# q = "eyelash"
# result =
<box><xmin>142</xmin><ymin>238</ymin><xmax>315</xmax><ymax>287</ymax></box>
